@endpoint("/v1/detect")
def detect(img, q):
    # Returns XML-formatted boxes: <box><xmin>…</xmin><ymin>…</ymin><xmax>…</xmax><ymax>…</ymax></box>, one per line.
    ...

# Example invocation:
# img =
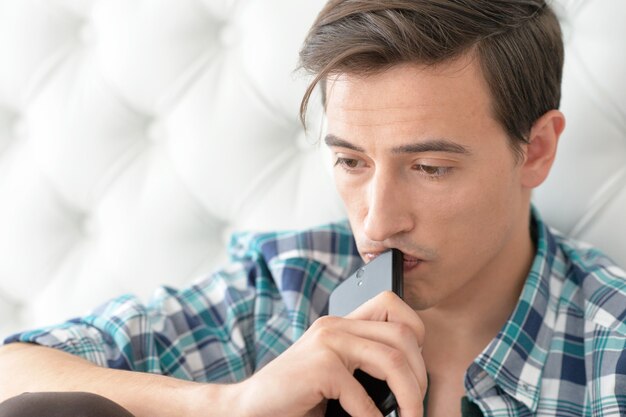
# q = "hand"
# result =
<box><xmin>233</xmin><ymin>291</ymin><xmax>427</xmax><ymax>417</ymax></box>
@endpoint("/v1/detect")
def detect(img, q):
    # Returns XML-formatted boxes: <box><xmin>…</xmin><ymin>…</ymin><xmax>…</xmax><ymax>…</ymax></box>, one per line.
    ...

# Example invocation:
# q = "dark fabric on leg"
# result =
<box><xmin>461</xmin><ymin>396</ymin><xmax>484</xmax><ymax>417</ymax></box>
<box><xmin>0</xmin><ymin>392</ymin><xmax>136</xmax><ymax>417</ymax></box>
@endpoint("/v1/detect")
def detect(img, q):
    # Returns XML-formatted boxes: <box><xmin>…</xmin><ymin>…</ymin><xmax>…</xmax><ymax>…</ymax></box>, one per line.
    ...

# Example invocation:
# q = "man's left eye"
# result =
<box><xmin>414</xmin><ymin>164</ymin><xmax>451</xmax><ymax>178</ymax></box>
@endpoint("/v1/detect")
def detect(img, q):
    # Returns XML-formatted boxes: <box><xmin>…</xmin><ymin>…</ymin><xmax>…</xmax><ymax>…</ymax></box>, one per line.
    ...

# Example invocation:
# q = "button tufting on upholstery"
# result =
<box><xmin>1</xmin><ymin>0</ymin><xmax>624</xmax><ymax>337</ymax></box>
<box><xmin>78</xmin><ymin>23</ymin><xmax>97</xmax><ymax>45</ymax></box>
<box><xmin>218</xmin><ymin>23</ymin><xmax>239</xmax><ymax>47</ymax></box>
<box><xmin>146</xmin><ymin>119</ymin><xmax>168</xmax><ymax>143</ymax></box>
<box><xmin>79</xmin><ymin>213</ymin><xmax>97</xmax><ymax>237</ymax></box>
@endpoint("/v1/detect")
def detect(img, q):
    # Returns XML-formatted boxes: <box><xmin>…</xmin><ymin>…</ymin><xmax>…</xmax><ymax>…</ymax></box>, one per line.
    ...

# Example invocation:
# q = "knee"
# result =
<box><xmin>0</xmin><ymin>392</ymin><xmax>136</xmax><ymax>417</ymax></box>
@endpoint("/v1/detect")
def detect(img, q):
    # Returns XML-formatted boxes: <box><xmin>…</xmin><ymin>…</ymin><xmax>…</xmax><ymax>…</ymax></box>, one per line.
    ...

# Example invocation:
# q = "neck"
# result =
<box><xmin>420</xmin><ymin>207</ymin><xmax>536</xmax><ymax>370</ymax></box>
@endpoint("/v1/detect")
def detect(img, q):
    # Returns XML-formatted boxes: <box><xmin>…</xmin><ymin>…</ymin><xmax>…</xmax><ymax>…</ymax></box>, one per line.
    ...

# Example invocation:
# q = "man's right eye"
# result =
<box><xmin>334</xmin><ymin>157</ymin><xmax>363</xmax><ymax>170</ymax></box>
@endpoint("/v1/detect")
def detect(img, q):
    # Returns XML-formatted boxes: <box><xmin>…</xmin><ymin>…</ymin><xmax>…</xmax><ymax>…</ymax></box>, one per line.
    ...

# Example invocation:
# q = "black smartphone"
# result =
<box><xmin>325</xmin><ymin>248</ymin><xmax>403</xmax><ymax>417</ymax></box>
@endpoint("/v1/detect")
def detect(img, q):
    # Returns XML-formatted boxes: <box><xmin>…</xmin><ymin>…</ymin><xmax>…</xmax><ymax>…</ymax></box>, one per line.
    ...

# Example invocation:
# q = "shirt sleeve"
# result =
<box><xmin>2</xmin><ymin>224</ymin><xmax>354</xmax><ymax>383</ymax></box>
<box><xmin>2</xmin><ymin>259</ymin><xmax>260</xmax><ymax>384</ymax></box>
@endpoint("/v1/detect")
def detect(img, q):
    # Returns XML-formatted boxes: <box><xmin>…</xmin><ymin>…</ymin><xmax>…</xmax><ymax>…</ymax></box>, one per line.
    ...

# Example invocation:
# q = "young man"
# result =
<box><xmin>0</xmin><ymin>1</ymin><xmax>624</xmax><ymax>417</ymax></box>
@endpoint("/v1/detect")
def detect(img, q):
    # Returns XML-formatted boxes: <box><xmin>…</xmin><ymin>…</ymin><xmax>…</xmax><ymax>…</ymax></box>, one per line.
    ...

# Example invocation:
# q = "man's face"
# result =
<box><xmin>325</xmin><ymin>58</ymin><xmax>531</xmax><ymax>311</ymax></box>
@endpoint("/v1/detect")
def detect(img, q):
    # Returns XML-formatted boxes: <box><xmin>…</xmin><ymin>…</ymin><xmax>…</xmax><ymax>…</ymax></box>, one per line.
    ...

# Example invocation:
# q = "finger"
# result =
<box><xmin>317</xmin><ymin>317</ymin><xmax>427</xmax><ymax>397</ymax></box>
<box><xmin>324</xmin><ymin>331</ymin><xmax>424</xmax><ymax>417</ymax></box>
<box><xmin>347</xmin><ymin>291</ymin><xmax>426</xmax><ymax>347</ymax></box>
<box><xmin>324</xmin><ymin>366</ymin><xmax>384</xmax><ymax>417</ymax></box>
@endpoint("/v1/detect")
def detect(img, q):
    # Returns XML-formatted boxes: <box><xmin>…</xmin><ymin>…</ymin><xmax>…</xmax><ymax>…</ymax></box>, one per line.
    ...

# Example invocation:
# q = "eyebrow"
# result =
<box><xmin>324</xmin><ymin>134</ymin><xmax>472</xmax><ymax>155</ymax></box>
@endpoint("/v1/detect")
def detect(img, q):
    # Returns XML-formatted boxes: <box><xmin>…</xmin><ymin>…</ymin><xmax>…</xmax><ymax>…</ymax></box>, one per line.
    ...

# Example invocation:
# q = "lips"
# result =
<box><xmin>364</xmin><ymin>250</ymin><xmax>423</xmax><ymax>272</ymax></box>
<box><xmin>402</xmin><ymin>253</ymin><xmax>420</xmax><ymax>262</ymax></box>
<box><xmin>402</xmin><ymin>254</ymin><xmax>422</xmax><ymax>272</ymax></box>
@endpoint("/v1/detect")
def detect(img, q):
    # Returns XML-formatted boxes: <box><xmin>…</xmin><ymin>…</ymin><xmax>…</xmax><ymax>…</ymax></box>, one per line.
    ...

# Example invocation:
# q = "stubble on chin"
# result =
<box><xmin>402</xmin><ymin>285</ymin><xmax>438</xmax><ymax>311</ymax></box>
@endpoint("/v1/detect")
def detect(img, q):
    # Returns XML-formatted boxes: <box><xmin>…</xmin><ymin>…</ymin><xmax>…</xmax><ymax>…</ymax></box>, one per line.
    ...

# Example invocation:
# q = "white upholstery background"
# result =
<box><xmin>0</xmin><ymin>0</ymin><xmax>624</xmax><ymax>338</ymax></box>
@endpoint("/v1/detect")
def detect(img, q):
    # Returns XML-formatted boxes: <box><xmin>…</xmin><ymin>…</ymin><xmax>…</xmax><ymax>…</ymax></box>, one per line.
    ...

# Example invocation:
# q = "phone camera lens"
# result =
<box><xmin>356</xmin><ymin>268</ymin><xmax>365</xmax><ymax>278</ymax></box>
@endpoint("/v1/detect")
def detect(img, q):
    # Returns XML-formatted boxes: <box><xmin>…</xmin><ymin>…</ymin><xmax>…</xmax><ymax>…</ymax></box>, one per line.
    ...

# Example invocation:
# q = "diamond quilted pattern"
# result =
<box><xmin>534</xmin><ymin>0</ymin><xmax>626</xmax><ymax>266</ymax></box>
<box><xmin>0</xmin><ymin>0</ymin><xmax>624</xmax><ymax>338</ymax></box>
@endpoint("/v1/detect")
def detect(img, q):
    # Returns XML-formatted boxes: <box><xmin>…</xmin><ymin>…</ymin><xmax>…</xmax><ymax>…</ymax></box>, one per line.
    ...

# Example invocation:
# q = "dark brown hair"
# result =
<box><xmin>298</xmin><ymin>0</ymin><xmax>564</xmax><ymax>160</ymax></box>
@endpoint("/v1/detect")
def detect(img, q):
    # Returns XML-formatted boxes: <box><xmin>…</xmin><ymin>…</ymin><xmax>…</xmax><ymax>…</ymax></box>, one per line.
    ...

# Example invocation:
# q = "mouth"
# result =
<box><xmin>364</xmin><ymin>250</ymin><xmax>424</xmax><ymax>272</ymax></box>
<box><xmin>401</xmin><ymin>253</ymin><xmax>422</xmax><ymax>272</ymax></box>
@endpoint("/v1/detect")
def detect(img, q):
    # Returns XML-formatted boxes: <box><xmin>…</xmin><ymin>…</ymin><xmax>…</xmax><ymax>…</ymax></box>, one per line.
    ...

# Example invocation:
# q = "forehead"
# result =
<box><xmin>324</xmin><ymin>57</ymin><xmax>496</xmax><ymax>138</ymax></box>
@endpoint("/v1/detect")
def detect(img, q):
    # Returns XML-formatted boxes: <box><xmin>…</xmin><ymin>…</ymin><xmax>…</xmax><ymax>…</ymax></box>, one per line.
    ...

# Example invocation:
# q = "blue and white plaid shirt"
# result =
<box><xmin>4</xmin><ymin>210</ymin><xmax>626</xmax><ymax>416</ymax></box>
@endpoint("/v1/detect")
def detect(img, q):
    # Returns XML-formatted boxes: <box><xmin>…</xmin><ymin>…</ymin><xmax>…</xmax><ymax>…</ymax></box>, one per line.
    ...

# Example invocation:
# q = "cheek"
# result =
<box><xmin>335</xmin><ymin>176</ymin><xmax>366</xmax><ymax>219</ymax></box>
<box><xmin>434</xmin><ymin>164</ymin><xmax>521</xmax><ymax>251</ymax></box>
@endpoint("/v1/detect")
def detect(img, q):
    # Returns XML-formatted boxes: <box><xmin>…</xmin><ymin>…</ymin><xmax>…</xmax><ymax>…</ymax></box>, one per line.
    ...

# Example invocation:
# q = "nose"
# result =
<box><xmin>363</xmin><ymin>169</ymin><xmax>414</xmax><ymax>242</ymax></box>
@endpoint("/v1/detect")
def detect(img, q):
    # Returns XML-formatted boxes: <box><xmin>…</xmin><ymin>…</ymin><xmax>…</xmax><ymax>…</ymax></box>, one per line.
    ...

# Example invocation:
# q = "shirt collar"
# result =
<box><xmin>466</xmin><ymin>207</ymin><xmax>559</xmax><ymax>412</ymax></box>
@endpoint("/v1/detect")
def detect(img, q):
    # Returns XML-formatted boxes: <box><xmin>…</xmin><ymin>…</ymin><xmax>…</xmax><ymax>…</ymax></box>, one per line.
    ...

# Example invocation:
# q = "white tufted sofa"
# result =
<box><xmin>0</xmin><ymin>0</ymin><xmax>624</xmax><ymax>338</ymax></box>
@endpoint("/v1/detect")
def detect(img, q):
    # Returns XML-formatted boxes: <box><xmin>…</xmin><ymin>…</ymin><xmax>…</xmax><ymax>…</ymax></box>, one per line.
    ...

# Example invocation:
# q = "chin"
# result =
<box><xmin>403</xmin><ymin>290</ymin><xmax>439</xmax><ymax>311</ymax></box>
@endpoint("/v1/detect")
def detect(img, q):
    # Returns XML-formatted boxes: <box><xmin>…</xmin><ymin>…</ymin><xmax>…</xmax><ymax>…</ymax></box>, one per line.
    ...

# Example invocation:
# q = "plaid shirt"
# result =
<box><xmin>4</xmin><ymin>211</ymin><xmax>626</xmax><ymax>416</ymax></box>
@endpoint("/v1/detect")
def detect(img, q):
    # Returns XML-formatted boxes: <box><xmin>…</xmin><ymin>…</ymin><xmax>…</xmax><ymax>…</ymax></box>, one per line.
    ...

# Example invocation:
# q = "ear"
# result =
<box><xmin>521</xmin><ymin>109</ymin><xmax>566</xmax><ymax>188</ymax></box>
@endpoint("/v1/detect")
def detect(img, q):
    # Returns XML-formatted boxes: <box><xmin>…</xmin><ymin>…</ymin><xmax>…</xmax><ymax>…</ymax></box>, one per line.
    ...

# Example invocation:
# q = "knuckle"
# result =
<box><xmin>362</xmin><ymin>394</ymin><xmax>380</xmax><ymax>416</ymax></box>
<box><xmin>305</xmin><ymin>318</ymin><xmax>342</xmax><ymax>350</ymax></box>
<box><xmin>415</xmin><ymin>317</ymin><xmax>426</xmax><ymax>339</ymax></box>
<box><xmin>322</xmin><ymin>375</ymin><xmax>342</xmax><ymax>400</ymax></box>
<box><xmin>397</xmin><ymin>323</ymin><xmax>424</xmax><ymax>354</ymax></box>
<box><xmin>393</xmin><ymin>322</ymin><xmax>414</xmax><ymax>340</ymax></box>
<box><xmin>312</xmin><ymin>315</ymin><xmax>339</xmax><ymax>331</ymax></box>
<box><xmin>402</xmin><ymin>312</ymin><xmax>426</xmax><ymax>346</ymax></box>
<box><xmin>316</xmin><ymin>349</ymin><xmax>340</xmax><ymax>371</ymax></box>
<box><xmin>310</xmin><ymin>325</ymin><xmax>336</xmax><ymax>346</ymax></box>
<box><xmin>386</xmin><ymin>347</ymin><xmax>406</xmax><ymax>370</ymax></box>
<box><xmin>379</xmin><ymin>290</ymin><xmax>398</xmax><ymax>303</ymax></box>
